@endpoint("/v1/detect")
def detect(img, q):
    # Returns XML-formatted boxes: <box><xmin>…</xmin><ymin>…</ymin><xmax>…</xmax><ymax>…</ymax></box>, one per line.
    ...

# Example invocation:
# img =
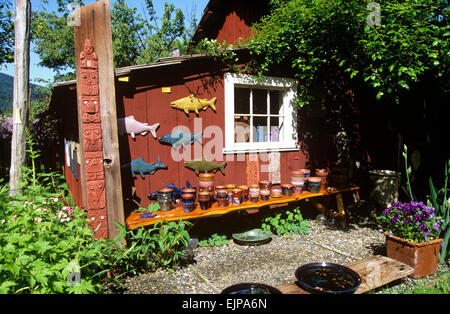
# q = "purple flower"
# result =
<box><xmin>433</xmin><ymin>223</ymin><xmax>440</xmax><ymax>231</ymax></box>
<box><xmin>391</xmin><ymin>216</ymin><xmax>399</xmax><ymax>223</ymax></box>
<box><xmin>413</xmin><ymin>214</ymin><xmax>421</xmax><ymax>222</ymax></box>
<box><xmin>403</xmin><ymin>218</ymin><xmax>410</xmax><ymax>225</ymax></box>
<box><xmin>421</xmin><ymin>211</ymin><xmax>430</xmax><ymax>220</ymax></box>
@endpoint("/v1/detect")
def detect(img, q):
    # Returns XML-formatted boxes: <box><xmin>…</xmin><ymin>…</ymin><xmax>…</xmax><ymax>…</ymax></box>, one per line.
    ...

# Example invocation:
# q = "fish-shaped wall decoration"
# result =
<box><xmin>170</xmin><ymin>94</ymin><xmax>216</xmax><ymax>115</ymax></box>
<box><xmin>118</xmin><ymin>116</ymin><xmax>159</xmax><ymax>139</ymax></box>
<box><xmin>148</xmin><ymin>180</ymin><xmax>194</xmax><ymax>200</ymax></box>
<box><xmin>159</xmin><ymin>129</ymin><xmax>202</xmax><ymax>150</ymax></box>
<box><xmin>184</xmin><ymin>157</ymin><xmax>227</xmax><ymax>175</ymax></box>
<box><xmin>121</xmin><ymin>157</ymin><xmax>167</xmax><ymax>179</ymax></box>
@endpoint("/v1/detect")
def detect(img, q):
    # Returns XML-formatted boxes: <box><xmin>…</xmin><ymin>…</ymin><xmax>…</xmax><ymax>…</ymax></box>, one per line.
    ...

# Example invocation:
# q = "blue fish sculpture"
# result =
<box><xmin>148</xmin><ymin>180</ymin><xmax>194</xmax><ymax>200</ymax></box>
<box><xmin>159</xmin><ymin>129</ymin><xmax>202</xmax><ymax>150</ymax></box>
<box><xmin>121</xmin><ymin>157</ymin><xmax>167</xmax><ymax>179</ymax></box>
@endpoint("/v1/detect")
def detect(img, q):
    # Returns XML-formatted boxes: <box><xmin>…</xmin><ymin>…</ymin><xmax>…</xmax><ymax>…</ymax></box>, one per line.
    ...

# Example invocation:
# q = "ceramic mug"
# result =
<box><xmin>181</xmin><ymin>193</ymin><xmax>195</xmax><ymax>213</ymax></box>
<box><xmin>260</xmin><ymin>189</ymin><xmax>271</xmax><ymax>201</ymax></box>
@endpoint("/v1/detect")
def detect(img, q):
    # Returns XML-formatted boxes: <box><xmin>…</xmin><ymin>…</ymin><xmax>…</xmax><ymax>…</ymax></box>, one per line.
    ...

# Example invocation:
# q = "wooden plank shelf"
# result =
<box><xmin>277</xmin><ymin>255</ymin><xmax>414</xmax><ymax>294</ymax></box>
<box><xmin>126</xmin><ymin>186</ymin><xmax>359</xmax><ymax>230</ymax></box>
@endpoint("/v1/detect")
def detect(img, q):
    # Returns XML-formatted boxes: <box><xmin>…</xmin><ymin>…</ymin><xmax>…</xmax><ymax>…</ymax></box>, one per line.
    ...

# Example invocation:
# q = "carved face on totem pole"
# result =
<box><xmin>80</xmin><ymin>39</ymin><xmax>98</xmax><ymax>69</ymax></box>
<box><xmin>86</xmin><ymin>180</ymin><xmax>106</xmax><ymax>210</ymax></box>
<box><xmin>83</xmin><ymin>124</ymin><xmax>102</xmax><ymax>152</ymax></box>
<box><xmin>80</xmin><ymin>69</ymin><xmax>99</xmax><ymax>96</ymax></box>
<box><xmin>82</xmin><ymin>96</ymin><xmax>100</xmax><ymax>123</ymax></box>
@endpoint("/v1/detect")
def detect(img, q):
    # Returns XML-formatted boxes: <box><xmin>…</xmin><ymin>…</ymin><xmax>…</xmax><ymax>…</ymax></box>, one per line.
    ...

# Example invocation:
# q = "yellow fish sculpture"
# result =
<box><xmin>170</xmin><ymin>94</ymin><xmax>217</xmax><ymax>115</ymax></box>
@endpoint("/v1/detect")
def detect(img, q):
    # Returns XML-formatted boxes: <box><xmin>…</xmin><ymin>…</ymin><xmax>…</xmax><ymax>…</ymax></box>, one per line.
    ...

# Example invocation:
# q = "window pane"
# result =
<box><xmin>253</xmin><ymin>116</ymin><xmax>268</xmax><ymax>142</ymax></box>
<box><xmin>270</xmin><ymin>90</ymin><xmax>281</xmax><ymax>115</ymax></box>
<box><xmin>252</xmin><ymin>89</ymin><xmax>267</xmax><ymax>114</ymax></box>
<box><xmin>234</xmin><ymin>87</ymin><xmax>250</xmax><ymax>114</ymax></box>
<box><xmin>234</xmin><ymin>116</ymin><xmax>250</xmax><ymax>143</ymax></box>
<box><xmin>270</xmin><ymin>117</ymin><xmax>283</xmax><ymax>142</ymax></box>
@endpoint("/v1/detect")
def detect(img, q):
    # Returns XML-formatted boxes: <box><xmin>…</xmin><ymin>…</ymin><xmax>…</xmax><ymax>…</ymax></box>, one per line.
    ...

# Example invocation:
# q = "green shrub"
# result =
<box><xmin>261</xmin><ymin>207</ymin><xmax>310</xmax><ymax>236</ymax></box>
<box><xmin>198</xmin><ymin>233</ymin><xmax>229</xmax><ymax>247</ymax></box>
<box><xmin>106</xmin><ymin>217</ymin><xmax>193</xmax><ymax>276</ymax></box>
<box><xmin>0</xmin><ymin>179</ymin><xmax>112</xmax><ymax>294</ymax></box>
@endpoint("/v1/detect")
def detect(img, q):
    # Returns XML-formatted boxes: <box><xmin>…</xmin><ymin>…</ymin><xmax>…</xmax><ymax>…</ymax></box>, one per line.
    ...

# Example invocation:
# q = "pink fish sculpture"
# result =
<box><xmin>118</xmin><ymin>116</ymin><xmax>159</xmax><ymax>139</ymax></box>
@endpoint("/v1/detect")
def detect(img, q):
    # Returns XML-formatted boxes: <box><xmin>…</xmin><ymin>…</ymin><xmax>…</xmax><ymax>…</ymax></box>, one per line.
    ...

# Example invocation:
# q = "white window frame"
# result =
<box><xmin>224</xmin><ymin>73</ymin><xmax>299</xmax><ymax>154</ymax></box>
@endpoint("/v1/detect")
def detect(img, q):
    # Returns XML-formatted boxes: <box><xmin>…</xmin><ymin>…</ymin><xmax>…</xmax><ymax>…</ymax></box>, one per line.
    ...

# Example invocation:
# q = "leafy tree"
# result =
<box><xmin>31</xmin><ymin>0</ymin><xmax>195</xmax><ymax>80</ymax></box>
<box><xmin>248</xmin><ymin>0</ymin><xmax>450</xmax><ymax>105</ymax></box>
<box><xmin>246</xmin><ymin>0</ymin><xmax>449</xmax><ymax>169</ymax></box>
<box><xmin>0</xmin><ymin>0</ymin><xmax>14</xmax><ymax>66</ymax></box>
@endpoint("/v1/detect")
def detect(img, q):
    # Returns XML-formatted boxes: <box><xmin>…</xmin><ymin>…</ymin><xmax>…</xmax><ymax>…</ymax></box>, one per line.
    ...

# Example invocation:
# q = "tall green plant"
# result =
<box><xmin>402</xmin><ymin>144</ymin><xmax>415</xmax><ymax>201</ymax></box>
<box><xmin>428</xmin><ymin>160</ymin><xmax>450</xmax><ymax>263</ymax></box>
<box><xmin>105</xmin><ymin>217</ymin><xmax>193</xmax><ymax>276</ymax></box>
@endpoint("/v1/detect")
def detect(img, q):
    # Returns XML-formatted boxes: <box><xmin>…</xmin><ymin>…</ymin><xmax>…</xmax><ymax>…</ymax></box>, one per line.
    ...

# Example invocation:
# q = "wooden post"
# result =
<box><xmin>74</xmin><ymin>0</ymin><xmax>125</xmax><ymax>240</ymax></box>
<box><xmin>9</xmin><ymin>0</ymin><xmax>31</xmax><ymax>196</ymax></box>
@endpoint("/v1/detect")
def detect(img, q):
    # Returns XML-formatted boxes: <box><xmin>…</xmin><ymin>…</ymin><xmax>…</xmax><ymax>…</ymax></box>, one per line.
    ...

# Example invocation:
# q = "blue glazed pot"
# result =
<box><xmin>181</xmin><ymin>193</ymin><xmax>195</xmax><ymax>213</ymax></box>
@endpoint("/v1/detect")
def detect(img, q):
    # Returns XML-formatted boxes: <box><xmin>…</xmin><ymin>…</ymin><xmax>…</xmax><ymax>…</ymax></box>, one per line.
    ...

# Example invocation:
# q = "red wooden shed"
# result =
<box><xmin>50</xmin><ymin>0</ymin><xmax>308</xmax><ymax>235</ymax></box>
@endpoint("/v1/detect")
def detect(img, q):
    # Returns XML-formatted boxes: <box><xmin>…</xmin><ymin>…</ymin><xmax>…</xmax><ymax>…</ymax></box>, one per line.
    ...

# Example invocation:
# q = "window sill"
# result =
<box><xmin>222</xmin><ymin>143</ymin><xmax>299</xmax><ymax>155</ymax></box>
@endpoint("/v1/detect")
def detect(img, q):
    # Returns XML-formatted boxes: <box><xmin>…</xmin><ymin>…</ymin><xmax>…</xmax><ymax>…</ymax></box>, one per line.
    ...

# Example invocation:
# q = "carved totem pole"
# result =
<box><xmin>79</xmin><ymin>39</ymin><xmax>108</xmax><ymax>238</ymax></box>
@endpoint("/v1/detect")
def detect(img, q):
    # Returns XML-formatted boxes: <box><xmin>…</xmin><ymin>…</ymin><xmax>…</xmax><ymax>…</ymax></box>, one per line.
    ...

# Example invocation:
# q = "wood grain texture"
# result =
<box><xmin>277</xmin><ymin>255</ymin><xmax>414</xmax><ymax>294</ymax></box>
<box><xmin>74</xmin><ymin>0</ymin><xmax>125</xmax><ymax>240</ymax></box>
<box><xmin>126</xmin><ymin>186</ymin><xmax>359</xmax><ymax>230</ymax></box>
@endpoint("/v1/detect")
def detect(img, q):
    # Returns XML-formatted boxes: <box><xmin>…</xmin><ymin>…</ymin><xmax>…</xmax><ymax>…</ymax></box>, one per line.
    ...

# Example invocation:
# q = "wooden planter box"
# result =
<box><xmin>385</xmin><ymin>233</ymin><xmax>443</xmax><ymax>278</ymax></box>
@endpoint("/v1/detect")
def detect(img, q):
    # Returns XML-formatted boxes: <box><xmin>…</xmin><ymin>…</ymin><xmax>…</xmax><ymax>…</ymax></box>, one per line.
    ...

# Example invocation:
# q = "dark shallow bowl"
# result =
<box><xmin>221</xmin><ymin>282</ymin><xmax>282</xmax><ymax>294</ymax></box>
<box><xmin>294</xmin><ymin>262</ymin><xmax>361</xmax><ymax>294</ymax></box>
<box><xmin>232</xmin><ymin>228</ymin><xmax>273</xmax><ymax>246</ymax></box>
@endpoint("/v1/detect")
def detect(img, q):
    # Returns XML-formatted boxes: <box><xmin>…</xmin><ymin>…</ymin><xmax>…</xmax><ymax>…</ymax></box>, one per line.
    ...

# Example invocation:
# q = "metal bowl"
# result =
<box><xmin>295</xmin><ymin>262</ymin><xmax>361</xmax><ymax>294</ymax></box>
<box><xmin>221</xmin><ymin>282</ymin><xmax>282</xmax><ymax>294</ymax></box>
<box><xmin>232</xmin><ymin>228</ymin><xmax>273</xmax><ymax>246</ymax></box>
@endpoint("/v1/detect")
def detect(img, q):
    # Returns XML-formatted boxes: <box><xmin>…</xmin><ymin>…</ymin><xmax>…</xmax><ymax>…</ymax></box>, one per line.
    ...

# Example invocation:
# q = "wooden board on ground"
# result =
<box><xmin>277</xmin><ymin>255</ymin><xmax>414</xmax><ymax>294</ymax></box>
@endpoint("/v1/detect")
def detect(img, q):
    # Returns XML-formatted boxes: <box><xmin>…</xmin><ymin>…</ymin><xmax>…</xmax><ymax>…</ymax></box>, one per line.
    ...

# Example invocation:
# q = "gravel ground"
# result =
<box><xmin>107</xmin><ymin>200</ymin><xmax>449</xmax><ymax>294</ymax></box>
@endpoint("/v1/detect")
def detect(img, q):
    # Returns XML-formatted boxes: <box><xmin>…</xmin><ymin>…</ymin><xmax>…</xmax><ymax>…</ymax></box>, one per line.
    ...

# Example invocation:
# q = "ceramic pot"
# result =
<box><xmin>300</xmin><ymin>169</ymin><xmax>311</xmax><ymax>178</ymax></box>
<box><xmin>249</xmin><ymin>184</ymin><xmax>260</xmax><ymax>202</ymax></box>
<box><xmin>157</xmin><ymin>188</ymin><xmax>173</xmax><ymax>212</ymax></box>
<box><xmin>216</xmin><ymin>190</ymin><xmax>229</xmax><ymax>207</ymax></box>
<box><xmin>214</xmin><ymin>185</ymin><xmax>226</xmax><ymax>198</ymax></box>
<box><xmin>181</xmin><ymin>193</ymin><xmax>195</xmax><ymax>213</ymax></box>
<box><xmin>181</xmin><ymin>188</ymin><xmax>197</xmax><ymax>201</ymax></box>
<box><xmin>385</xmin><ymin>233</ymin><xmax>443</xmax><ymax>278</ymax></box>
<box><xmin>225</xmin><ymin>184</ymin><xmax>236</xmax><ymax>192</ymax></box>
<box><xmin>259</xmin><ymin>180</ymin><xmax>272</xmax><ymax>191</ymax></box>
<box><xmin>260</xmin><ymin>189</ymin><xmax>271</xmax><ymax>201</ymax></box>
<box><xmin>292</xmin><ymin>181</ymin><xmax>304</xmax><ymax>195</ymax></box>
<box><xmin>238</xmin><ymin>185</ymin><xmax>249</xmax><ymax>202</ymax></box>
<box><xmin>271</xmin><ymin>185</ymin><xmax>283</xmax><ymax>198</ymax></box>
<box><xmin>199</xmin><ymin>186</ymin><xmax>214</xmax><ymax>197</ymax></box>
<box><xmin>232</xmin><ymin>189</ymin><xmax>242</xmax><ymax>206</ymax></box>
<box><xmin>316</xmin><ymin>169</ymin><xmax>328</xmax><ymax>191</ymax></box>
<box><xmin>198</xmin><ymin>173</ymin><xmax>215</xmax><ymax>189</ymax></box>
<box><xmin>308</xmin><ymin>177</ymin><xmax>322</xmax><ymax>193</ymax></box>
<box><xmin>198</xmin><ymin>191</ymin><xmax>211</xmax><ymax>210</ymax></box>
<box><xmin>291</xmin><ymin>171</ymin><xmax>305</xmax><ymax>185</ymax></box>
<box><xmin>281</xmin><ymin>184</ymin><xmax>294</xmax><ymax>197</ymax></box>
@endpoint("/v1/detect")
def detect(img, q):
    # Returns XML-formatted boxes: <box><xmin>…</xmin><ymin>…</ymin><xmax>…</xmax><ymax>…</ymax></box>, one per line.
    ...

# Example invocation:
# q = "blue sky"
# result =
<box><xmin>0</xmin><ymin>0</ymin><xmax>209</xmax><ymax>86</ymax></box>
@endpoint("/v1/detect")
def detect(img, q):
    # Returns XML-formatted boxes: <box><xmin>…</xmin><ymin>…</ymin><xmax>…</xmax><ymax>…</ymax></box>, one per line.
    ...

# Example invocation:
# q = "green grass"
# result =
<box><xmin>370</xmin><ymin>271</ymin><xmax>450</xmax><ymax>294</ymax></box>
<box><xmin>404</xmin><ymin>274</ymin><xmax>450</xmax><ymax>294</ymax></box>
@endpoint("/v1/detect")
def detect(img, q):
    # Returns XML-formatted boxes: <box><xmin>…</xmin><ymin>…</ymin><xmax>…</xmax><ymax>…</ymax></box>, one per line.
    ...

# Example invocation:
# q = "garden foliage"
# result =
<box><xmin>0</xmin><ymin>136</ymin><xmax>193</xmax><ymax>293</ymax></box>
<box><xmin>261</xmin><ymin>207</ymin><xmax>310</xmax><ymax>236</ymax></box>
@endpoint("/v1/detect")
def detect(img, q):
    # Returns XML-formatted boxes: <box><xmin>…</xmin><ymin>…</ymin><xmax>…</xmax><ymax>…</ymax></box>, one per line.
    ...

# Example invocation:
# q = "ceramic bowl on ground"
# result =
<box><xmin>294</xmin><ymin>262</ymin><xmax>361</xmax><ymax>294</ymax></box>
<box><xmin>232</xmin><ymin>228</ymin><xmax>273</xmax><ymax>246</ymax></box>
<box><xmin>221</xmin><ymin>282</ymin><xmax>282</xmax><ymax>294</ymax></box>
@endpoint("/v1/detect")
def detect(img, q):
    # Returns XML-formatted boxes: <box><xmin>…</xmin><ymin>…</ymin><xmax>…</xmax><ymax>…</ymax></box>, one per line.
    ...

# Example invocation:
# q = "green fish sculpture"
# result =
<box><xmin>184</xmin><ymin>157</ymin><xmax>227</xmax><ymax>175</ymax></box>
